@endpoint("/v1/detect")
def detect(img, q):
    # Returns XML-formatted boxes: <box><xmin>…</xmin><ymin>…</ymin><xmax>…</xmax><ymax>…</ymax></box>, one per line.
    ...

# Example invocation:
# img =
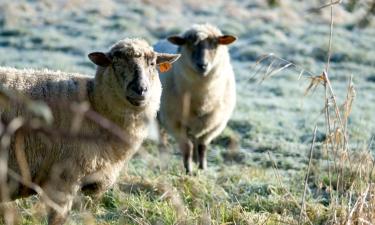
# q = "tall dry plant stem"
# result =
<box><xmin>298</xmin><ymin>125</ymin><xmax>318</xmax><ymax>225</ymax></box>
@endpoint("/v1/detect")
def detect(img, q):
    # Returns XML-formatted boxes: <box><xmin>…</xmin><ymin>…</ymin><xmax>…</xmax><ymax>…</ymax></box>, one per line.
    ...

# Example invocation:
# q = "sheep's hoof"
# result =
<box><xmin>48</xmin><ymin>211</ymin><xmax>68</xmax><ymax>225</ymax></box>
<box><xmin>198</xmin><ymin>164</ymin><xmax>207</xmax><ymax>170</ymax></box>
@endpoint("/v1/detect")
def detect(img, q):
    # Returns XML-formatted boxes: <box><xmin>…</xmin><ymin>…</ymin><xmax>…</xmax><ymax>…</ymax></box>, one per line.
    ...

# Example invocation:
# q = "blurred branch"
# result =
<box><xmin>0</xmin><ymin>117</ymin><xmax>24</xmax><ymax>225</ymax></box>
<box><xmin>6</xmin><ymin>168</ymin><xmax>64</xmax><ymax>214</ymax></box>
<box><xmin>307</xmin><ymin>0</ymin><xmax>342</xmax><ymax>13</ymax></box>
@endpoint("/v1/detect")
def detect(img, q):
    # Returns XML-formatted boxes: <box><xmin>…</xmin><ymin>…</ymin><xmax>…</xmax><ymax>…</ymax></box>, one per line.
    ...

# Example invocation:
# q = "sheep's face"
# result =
<box><xmin>88</xmin><ymin>39</ymin><xmax>179</xmax><ymax>108</ymax></box>
<box><xmin>168</xmin><ymin>28</ymin><xmax>236</xmax><ymax>77</ymax></box>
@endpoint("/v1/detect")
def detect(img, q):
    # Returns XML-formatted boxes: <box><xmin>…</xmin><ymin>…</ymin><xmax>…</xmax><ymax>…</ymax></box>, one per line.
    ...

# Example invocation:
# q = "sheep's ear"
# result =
<box><xmin>168</xmin><ymin>36</ymin><xmax>186</xmax><ymax>45</ymax></box>
<box><xmin>88</xmin><ymin>52</ymin><xmax>112</xmax><ymax>67</ymax></box>
<box><xmin>156</xmin><ymin>53</ymin><xmax>180</xmax><ymax>65</ymax></box>
<box><xmin>156</xmin><ymin>53</ymin><xmax>180</xmax><ymax>72</ymax></box>
<box><xmin>217</xmin><ymin>35</ymin><xmax>237</xmax><ymax>45</ymax></box>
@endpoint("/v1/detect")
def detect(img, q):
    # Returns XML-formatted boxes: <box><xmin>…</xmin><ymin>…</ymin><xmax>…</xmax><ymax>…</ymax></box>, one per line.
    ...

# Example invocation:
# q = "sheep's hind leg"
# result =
<box><xmin>192</xmin><ymin>140</ymin><xmax>199</xmax><ymax>164</ymax></box>
<box><xmin>197</xmin><ymin>144</ymin><xmax>207</xmax><ymax>170</ymax></box>
<box><xmin>179</xmin><ymin>139</ymin><xmax>193</xmax><ymax>174</ymax></box>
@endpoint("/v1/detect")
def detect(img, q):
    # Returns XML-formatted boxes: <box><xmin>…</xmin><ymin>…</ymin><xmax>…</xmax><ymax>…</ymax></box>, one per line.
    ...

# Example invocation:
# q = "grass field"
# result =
<box><xmin>1</xmin><ymin>0</ymin><xmax>375</xmax><ymax>224</ymax></box>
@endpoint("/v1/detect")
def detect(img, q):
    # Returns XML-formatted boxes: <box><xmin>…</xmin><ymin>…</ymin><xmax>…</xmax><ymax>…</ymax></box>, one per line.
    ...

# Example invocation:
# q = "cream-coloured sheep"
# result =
<box><xmin>156</xmin><ymin>24</ymin><xmax>237</xmax><ymax>174</ymax></box>
<box><xmin>0</xmin><ymin>38</ymin><xmax>179</xmax><ymax>225</ymax></box>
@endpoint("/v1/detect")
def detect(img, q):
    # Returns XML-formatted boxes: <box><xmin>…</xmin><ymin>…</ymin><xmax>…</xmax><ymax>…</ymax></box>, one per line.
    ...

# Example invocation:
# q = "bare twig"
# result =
<box><xmin>84</xmin><ymin>109</ymin><xmax>131</xmax><ymax>144</ymax></box>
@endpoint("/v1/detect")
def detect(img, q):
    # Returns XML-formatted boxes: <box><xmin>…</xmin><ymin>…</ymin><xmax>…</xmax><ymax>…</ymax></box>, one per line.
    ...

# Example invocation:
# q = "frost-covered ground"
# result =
<box><xmin>1</xmin><ymin>0</ymin><xmax>375</xmax><ymax>224</ymax></box>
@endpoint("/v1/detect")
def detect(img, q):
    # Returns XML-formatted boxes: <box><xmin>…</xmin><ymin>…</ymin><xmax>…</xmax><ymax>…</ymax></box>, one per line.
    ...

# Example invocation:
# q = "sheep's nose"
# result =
<box><xmin>131</xmin><ymin>85</ymin><xmax>148</xmax><ymax>97</ymax></box>
<box><xmin>197</xmin><ymin>63</ymin><xmax>208</xmax><ymax>71</ymax></box>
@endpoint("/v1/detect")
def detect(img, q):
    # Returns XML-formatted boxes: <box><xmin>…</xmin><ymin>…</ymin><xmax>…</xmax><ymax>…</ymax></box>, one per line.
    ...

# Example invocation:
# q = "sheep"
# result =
<box><xmin>0</xmin><ymin>38</ymin><xmax>180</xmax><ymax>225</ymax></box>
<box><xmin>155</xmin><ymin>23</ymin><xmax>237</xmax><ymax>174</ymax></box>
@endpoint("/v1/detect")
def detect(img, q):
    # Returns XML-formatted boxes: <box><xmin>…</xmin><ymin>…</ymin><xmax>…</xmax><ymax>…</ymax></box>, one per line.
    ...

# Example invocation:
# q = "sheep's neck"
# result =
<box><xmin>88</xmin><ymin>80</ymin><xmax>146</xmax><ymax>160</ymax></box>
<box><xmin>88</xmin><ymin>78</ymin><xmax>144</xmax><ymax>132</ymax></box>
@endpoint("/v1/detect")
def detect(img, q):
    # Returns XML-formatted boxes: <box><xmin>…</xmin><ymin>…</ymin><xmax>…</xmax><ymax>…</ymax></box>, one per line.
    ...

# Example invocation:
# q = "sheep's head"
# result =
<box><xmin>88</xmin><ymin>39</ymin><xmax>180</xmax><ymax>108</ymax></box>
<box><xmin>168</xmin><ymin>24</ymin><xmax>236</xmax><ymax>77</ymax></box>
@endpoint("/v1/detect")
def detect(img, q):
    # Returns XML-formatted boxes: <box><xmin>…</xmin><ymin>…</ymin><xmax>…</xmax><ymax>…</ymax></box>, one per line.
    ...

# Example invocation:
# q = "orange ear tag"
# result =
<box><xmin>159</xmin><ymin>62</ymin><xmax>172</xmax><ymax>73</ymax></box>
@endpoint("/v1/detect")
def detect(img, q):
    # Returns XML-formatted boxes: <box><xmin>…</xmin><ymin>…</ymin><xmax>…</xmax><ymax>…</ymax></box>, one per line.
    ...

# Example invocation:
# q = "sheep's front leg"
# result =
<box><xmin>179</xmin><ymin>139</ymin><xmax>193</xmax><ymax>174</ymax></box>
<box><xmin>47</xmin><ymin>200</ymin><xmax>73</xmax><ymax>225</ymax></box>
<box><xmin>42</xmin><ymin>166</ymin><xmax>80</xmax><ymax>225</ymax></box>
<box><xmin>197</xmin><ymin>144</ymin><xmax>207</xmax><ymax>170</ymax></box>
<box><xmin>44</xmin><ymin>181</ymin><xmax>79</xmax><ymax>225</ymax></box>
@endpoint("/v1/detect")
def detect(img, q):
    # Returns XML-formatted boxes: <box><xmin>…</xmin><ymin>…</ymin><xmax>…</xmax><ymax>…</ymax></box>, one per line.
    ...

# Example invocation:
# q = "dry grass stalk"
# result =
<box><xmin>298</xmin><ymin>125</ymin><xmax>318</xmax><ymax>225</ymax></box>
<box><xmin>314</xmin><ymin>1</ymin><xmax>375</xmax><ymax>224</ymax></box>
<box><xmin>120</xmin><ymin>176</ymin><xmax>189</xmax><ymax>223</ymax></box>
<box><xmin>254</xmin><ymin>1</ymin><xmax>375</xmax><ymax>223</ymax></box>
<box><xmin>304</xmin><ymin>72</ymin><xmax>326</xmax><ymax>96</ymax></box>
<box><xmin>267</xmin><ymin>151</ymin><xmax>313</xmax><ymax>225</ymax></box>
<box><xmin>250</xmin><ymin>53</ymin><xmax>314</xmax><ymax>84</ymax></box>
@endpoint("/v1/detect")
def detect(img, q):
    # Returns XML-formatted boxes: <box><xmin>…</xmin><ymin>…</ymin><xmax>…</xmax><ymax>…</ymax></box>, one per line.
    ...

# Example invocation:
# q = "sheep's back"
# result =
<box><xmin>0</xmin><ymin>67</ymin><xmax>92</xmax><ymax>102</ymax></box>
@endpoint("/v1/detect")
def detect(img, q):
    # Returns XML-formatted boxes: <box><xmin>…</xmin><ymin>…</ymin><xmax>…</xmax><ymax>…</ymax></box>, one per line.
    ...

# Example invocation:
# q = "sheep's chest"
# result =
<box><xmin>185</xmin><ymin>96</ymin><xmax>223</xmax><ymax>138</ymax></box>
<box><xmin>80</xmin><ymin>158</ymin><xmax>124</xmax><ymax>197</ymax></box>
<box><xmin>78</xmin><ymin>141</ymin><xmax>138</xmax><ymax>197</ymax></box>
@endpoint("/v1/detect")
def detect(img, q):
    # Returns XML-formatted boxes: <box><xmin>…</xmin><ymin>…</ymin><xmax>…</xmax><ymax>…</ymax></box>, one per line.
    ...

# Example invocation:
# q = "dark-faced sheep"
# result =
<box><xmin>155</xmin><ymin>24</ymin><xmax>237</xmax><ymax>174</ymax></box>
<box><xmin>0</xmin><ymin>38</ymin><xmax>179</xmax><ymax>224</ymax></box>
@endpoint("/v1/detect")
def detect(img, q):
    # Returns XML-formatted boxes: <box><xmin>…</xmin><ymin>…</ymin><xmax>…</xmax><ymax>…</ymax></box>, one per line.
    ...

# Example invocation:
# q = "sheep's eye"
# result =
<box><xmin>134</xmin><ymin>51</ymin><xmax>141</xmax><ymax>58</ymax></box>
<box><xmin>148</xmin><ymin>58</ymin><xmax>156</xmax><ymax>66</ymax></box>
<box><xmin>113</xmin><ymin>51</ymin><xmax>120</xmax><ymax>57</ymax></box>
